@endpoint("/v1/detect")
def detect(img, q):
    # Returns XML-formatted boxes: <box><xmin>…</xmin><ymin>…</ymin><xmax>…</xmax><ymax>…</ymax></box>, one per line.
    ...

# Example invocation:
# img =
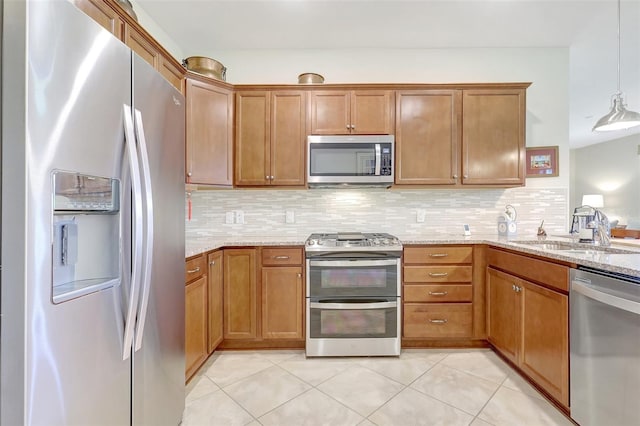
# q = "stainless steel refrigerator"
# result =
<box><xmin>1</xmin><ymin>1</ymin><xmax>186</xmax><ymax>424</ymax></box>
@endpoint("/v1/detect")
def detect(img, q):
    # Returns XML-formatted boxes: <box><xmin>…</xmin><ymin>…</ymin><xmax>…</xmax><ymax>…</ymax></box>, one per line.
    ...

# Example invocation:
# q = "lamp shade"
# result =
<box><xmin>592</xmin><ymin>94</ymin><xmax>640</xmax><ymax>131</ymax></box>
<box><xmin>582</xmin><ymin>194</ymin><xmax>604</xmax><ymax>208</ymax></box>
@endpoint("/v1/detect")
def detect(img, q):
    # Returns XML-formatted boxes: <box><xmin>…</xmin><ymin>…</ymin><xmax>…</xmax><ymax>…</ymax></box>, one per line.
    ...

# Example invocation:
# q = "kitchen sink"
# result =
<box><xmin>510</xmin><ymin>240</ymin><xmax>638</xmax><ymax>255</ymax></box>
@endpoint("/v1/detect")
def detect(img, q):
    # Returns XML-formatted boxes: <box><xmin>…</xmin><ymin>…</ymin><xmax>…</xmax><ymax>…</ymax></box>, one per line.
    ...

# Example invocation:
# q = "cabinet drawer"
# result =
<box><xmin>403</xmin><ymin>303</ymin><xmax>472</xmax><ymax>338</ymax></box>
<box><xmin>404</xmin><ymin>246</ymin><xmax>473</xmax><ymax>264</ymax></box>
<box><xmin>185</xmin><ymin>254</ymin><xmax>206</xmax><ymax>283</ymax></box>
<box><xmin>262</xmin><ymin>247</ymin><xmax>303</xmax><ymax>266</ymax></box>
<box><xmin>404</xmin><ymin>284</ymin><xmax>472</xmax><ymax>302</ymax></box>
<box><xmin>404</xmin><ymin>266</ymin><xmax>472</xmax><ymax>283</ymax></box>
<box><xmin>487</xmin><ymin>248</ymin><xmax>570</xmax><ymax>292</ymax></box>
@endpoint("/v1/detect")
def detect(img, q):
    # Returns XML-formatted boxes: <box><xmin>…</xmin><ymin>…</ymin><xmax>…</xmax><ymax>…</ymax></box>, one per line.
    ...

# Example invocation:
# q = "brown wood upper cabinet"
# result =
<box><xmin>395</xmin><ymin>90</ymin><xmax>461</xmax><ymax>185</ymax></box>
<box><xmin>395</xmin><ymin>85</ymin><xmax>528</xmax><ymax>187</ymax></box>
<box><xmin>310</xmin><ymin>90</ymin><xmax>394</xmax><ymax>135</ymax></box>
<box><xmin>72</xmin><ymin>0</ymin><xmax>185</xmax><ymax>93</ymax></box>
<box><xmin>185</xmin><ymin>75</ymin><xmax>233</xmax><ymax>185</ymax></box>
<box><xmin>461</xmin><ymin>88</ymin><xmax>526</xmax><ymax>186</ymax></box>
<box><xmin>235</xmin><ymin>91</ymin><xmax>307</xmax><ymax>186</ymax></box>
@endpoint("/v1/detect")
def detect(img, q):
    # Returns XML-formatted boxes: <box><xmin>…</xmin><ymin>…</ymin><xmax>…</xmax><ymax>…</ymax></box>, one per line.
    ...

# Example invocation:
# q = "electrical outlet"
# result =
<box><xmin>235</xmin><ymin>210</ymin><xmax>244</xmax><ymax>224</ymax></box>
<box><xmin>416</xmin><ymin>209</ymin><xmax>426</xmax><ymax>223</ymax></box>
<box><xmin>285</xmin><ymin>210</ymin><xmax>295</xmax><ymax>224</ymax></box>
<box><xmin>225</xmin><ymin>211</ymin><xmax>234</xmax><ymax>224</ymax></box>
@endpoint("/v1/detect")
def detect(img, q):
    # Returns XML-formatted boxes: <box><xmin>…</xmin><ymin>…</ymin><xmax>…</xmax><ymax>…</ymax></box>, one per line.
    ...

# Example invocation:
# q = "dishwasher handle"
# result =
<box><xmin>572</xmin><ymin>278</ymin><xmax>640</xmax><ymax>315</ymax></box>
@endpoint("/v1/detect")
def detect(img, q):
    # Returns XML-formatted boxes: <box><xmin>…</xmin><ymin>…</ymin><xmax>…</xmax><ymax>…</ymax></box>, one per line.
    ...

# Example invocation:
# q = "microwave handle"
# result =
<box><xmin>375</xmin><ymin>144</ymin><xmax>381</xmax><ymax>176</ymax></box>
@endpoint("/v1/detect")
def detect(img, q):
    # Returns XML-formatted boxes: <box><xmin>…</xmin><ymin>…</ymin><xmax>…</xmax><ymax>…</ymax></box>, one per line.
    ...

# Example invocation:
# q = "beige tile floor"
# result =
<box><xmin>184</xmin><ymin>349</ymin><xmax>574</xmax><ymax>426</ymax></box>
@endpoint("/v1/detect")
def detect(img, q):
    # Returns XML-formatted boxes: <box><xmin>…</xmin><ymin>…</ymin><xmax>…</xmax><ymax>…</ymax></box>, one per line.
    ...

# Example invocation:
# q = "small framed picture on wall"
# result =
<box><xmin>526</xmin><ymin>146</ymin><xmax>559</xmax><ymax>177</ymax></box>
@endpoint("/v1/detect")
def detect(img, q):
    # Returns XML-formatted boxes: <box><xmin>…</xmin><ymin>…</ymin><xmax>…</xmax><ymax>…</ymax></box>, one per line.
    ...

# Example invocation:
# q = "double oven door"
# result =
<box><xmin>306</xmin><ymin>253</ymin><xmax>401</xmax><ymax>356</ymax></box>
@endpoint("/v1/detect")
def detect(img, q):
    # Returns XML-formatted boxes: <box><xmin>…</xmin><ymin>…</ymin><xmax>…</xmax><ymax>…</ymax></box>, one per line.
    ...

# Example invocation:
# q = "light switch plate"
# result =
<box><xmin>235</xmin><ymin>210</ymin><xmax>244</xmax><ymax>224</ymax></box>
<box><xmin>225</xmin><ymin>212</ymin><xmax>234</xmax><ymax>224</ymax></box>
<box><xmin>285</xmin><ymin>210</ymin><xmax>295</xmax><ymax>224</ymax></box>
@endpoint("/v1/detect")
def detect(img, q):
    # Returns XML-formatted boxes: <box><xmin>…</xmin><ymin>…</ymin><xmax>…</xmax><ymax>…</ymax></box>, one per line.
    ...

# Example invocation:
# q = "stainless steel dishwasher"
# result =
<box><xmin>570</xmin><ymin>267</ymin><xmax>640</xmax><ymax>426</ymax></box>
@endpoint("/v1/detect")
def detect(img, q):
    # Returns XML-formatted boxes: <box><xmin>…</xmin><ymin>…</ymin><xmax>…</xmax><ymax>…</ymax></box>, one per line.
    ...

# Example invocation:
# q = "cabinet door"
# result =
<box><xmin>72</xmin><ymin>0</ymin><xmax>124</xmax><ymax>39</ymax></box>
<box><xmin>186</xmin><ymin>78</ymin><xmax>233</xmax><ymax>185</ymax></box>
<box><xmin>462</xmin><ymin>89</ymin><xmax>525</xmax><ymax>185</ymax></box>
<box><xmin>486</xmin><ymin>267</ymin><xmax>519</xmax><ymax>364</ymax></box>
<box><xmin>185</xmin><ymin>276</ymin><xmax>208</xmax><ymax>380</ymax></box>
<box><xmin>159</xmin><ymin>56</ymin><xmax>185</xmax><ymax>93</ymax></box>
<box><xmin>270</xmin><ymin>91</ymin><xmax>306</xmax><ymax>186</ymax></box>
<box><xmin>520</xmin><ymin>280</ymin><xmax>569</xmax><ymax>406</ymax></box>
<box><xmin>310</xmin><ymin>91</ymin><xmax>351</xmax><ymax>134</ymax></box>
<box><xmin>124</xmin><ymin>24</ymin><xmax>159</xmax><ymax>69</ymax></box>
<box><xmin>351</xmin><ymin>90</ymin><xmax>394</xmax><ymax>134</ymax></box>
<box><xmin>235</xmin><ymin>92</ymin><xmax>270</xmax><ymax>185</ymax></box>
<box><xmin>395</xmin><ymin>91</ymin><xmax>461</xmax><ymax>184</ymax></box>
<box><xmin>262</xmin><ymin>266</ymin><xmax>304</xmax><ymax>339</ymax></box>
<box><xmin>207</xmin><ymin>251</ymin><xmax>224</xmax><ymax>353</ymax></box>
<box><xmin>223</xmin><ymin>249</ymin><xmax>257</xmax><ymax>339</ymax></box>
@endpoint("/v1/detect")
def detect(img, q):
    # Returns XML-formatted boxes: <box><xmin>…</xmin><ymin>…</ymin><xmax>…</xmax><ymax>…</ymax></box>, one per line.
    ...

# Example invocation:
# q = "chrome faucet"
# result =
<box><xmin>593</xmin><ymin>209</ymin><xmax>611</xmax><ymax>247</ymax></box>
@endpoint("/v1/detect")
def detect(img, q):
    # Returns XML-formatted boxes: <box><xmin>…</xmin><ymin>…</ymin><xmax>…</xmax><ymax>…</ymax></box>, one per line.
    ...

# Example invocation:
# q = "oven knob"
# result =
<box><xmin>307</xmin><ymin>239</ymin><xmax>317</xmax><ymax>246</ymax></box>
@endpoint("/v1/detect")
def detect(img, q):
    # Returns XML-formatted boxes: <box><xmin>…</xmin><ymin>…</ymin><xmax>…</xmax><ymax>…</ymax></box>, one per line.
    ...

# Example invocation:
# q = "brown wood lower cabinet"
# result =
<box><xmin>487</xmin><ymin>265</ymin><xmax>569</xmax><ymax>408</ymax></box>
<box><xmin>221</xmin><ymin>246</ymin><xmax>305</xmax><ymax>348</ymax></box>
<box><xmin>403</xmin><ymin>245</ymin><xmax>479</xmax><ymax>342</ymax></box>
<box><xmin>262</xmin><ymin>266</ymin><xmax>303</xmax><ymax>339</ymax></box>
<box><xmin>223</xmin><ymin>249</ymin><xmax>258</xmax><ymax>340</ymax></box>
<box><xmin>207</xmin><ymin>250</ymin><xmax>223</xmax><ymax>353</ymax></box>
<box><xmin>185</xmin><ymin>254</ymin><xmax>208</xmax><ymax>381</ymax></box>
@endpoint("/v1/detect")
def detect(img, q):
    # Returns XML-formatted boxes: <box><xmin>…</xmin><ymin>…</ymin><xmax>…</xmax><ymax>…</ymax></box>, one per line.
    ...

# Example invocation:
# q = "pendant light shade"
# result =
<box><xmin>593</xmin><ymin>94</ymin><xmax>640</xmax><ymax>131</ymax></box>
<box><xmin>592</xmin><ymin>0</ymin><xmax>640</xmax><ymax>132</ymax></box>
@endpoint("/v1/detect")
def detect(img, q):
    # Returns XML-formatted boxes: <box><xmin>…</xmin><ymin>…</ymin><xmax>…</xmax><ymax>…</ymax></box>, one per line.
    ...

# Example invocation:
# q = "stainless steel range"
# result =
<box><xmin>305</xmin><ymin>232</ymin><xmax>402</xmax><ymax>357</ymax></box>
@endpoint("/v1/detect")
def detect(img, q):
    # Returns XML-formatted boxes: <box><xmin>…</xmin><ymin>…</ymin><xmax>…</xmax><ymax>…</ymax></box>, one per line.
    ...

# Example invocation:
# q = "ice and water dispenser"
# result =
<box><xmin>52</xmin><ymin>171</ymin><xmax>121</xmax><ymax>303</ymax></box>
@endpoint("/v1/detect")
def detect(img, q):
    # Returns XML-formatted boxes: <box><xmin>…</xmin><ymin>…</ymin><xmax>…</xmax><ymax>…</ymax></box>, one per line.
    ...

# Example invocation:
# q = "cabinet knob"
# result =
<box><xmin>209</xmin><ymin>261</ymin><xmax>215</xmax><ymax>266</ymax></box>
<box><xmin>463</xmin><ymin>174</ymin><xmax>468</xmax><ymax>179</ymax></box>
<box><xmin>270</xmin><ymin>176</ymin><xmax>274</xmax><ymax>180</ymax></box>
<box><xmin>297</xmin><ymin>273</ymin><xmax>302</xmax><ymax>278</ymax></box>
<box><xmin>351</xmin><ymin>125</ymin><xmax>355</xmax><ymax>130</ymax></box>
<box><xmin>453</xmin><ymin>174</ymin><xmax>458</xmax><ymax>179</ymax></box>
<box><xmin>187</xmin><ymin>172</ymin><xmax>192</xmax><ymax>177</ymax></box>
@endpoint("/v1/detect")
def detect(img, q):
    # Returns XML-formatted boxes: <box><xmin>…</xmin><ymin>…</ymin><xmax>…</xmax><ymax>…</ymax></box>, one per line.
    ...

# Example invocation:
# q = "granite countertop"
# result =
<box><xmin>186</xmin><ymin>233</ymin><xmax>640</xmax><ymax>277</ymax></box>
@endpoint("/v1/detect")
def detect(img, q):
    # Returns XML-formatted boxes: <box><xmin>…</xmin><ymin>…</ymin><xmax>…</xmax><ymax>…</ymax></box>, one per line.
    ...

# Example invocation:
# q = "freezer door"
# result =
<box><xmin>2</xmin><ymin>1</ymin><xmax>132</xmax><ymax>424</ymax></box>
<box><xmin>131</xmin><ymin>54</ymin><xmax>186</xmax><ymax>425</ymax></box>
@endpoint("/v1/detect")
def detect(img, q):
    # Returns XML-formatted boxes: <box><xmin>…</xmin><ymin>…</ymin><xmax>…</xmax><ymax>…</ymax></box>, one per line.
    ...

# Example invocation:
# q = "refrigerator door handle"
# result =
<box><xmin>133</xmin><ymin>109</ymin><xmax>154</xmax><ymax>351</ymax></box>
<box><xmin>122</xmin><ymin>104</ymin><xmax>144</xmax><ymax>361</ymax></box>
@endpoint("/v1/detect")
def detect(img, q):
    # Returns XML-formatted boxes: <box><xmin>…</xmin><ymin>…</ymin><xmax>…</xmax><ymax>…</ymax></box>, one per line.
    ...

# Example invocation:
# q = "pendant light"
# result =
<box><xmin>592</xmin><ymin>0</ymin><xmax>640</xmax><ymax>132</ymax></box>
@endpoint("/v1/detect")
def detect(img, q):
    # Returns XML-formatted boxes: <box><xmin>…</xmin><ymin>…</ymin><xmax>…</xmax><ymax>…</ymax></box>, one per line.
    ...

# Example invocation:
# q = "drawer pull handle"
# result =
<box><xmin>187</xmin><ymin>266</ymin><xmax>201</xmax><ymax>274</ymax></box>
<box><xmin>209</xmin><ymin>261</ymin><xmax>215</xmax><ymax>266</ymax></box>
<box><xmin>274</xmin><ymin>255</ymin><xmax>290</xmax><ymax>260</ymax></box>
<box><xmin>428</xmin><ymin>291</ymin><xmax>448</xmax><ymax>296</ymax></box>
<box><xmin>429</xmin><ymin>319</ymin><xmax>448</xmax><ymax>324</ymax></box>
<box><xmin>428</xmin><ymin>272</ymin><xmax>449</xmax><ymax>277</ymax></box>
<box><xmin>429</xmin><ymin>253</ymin><xmax>449</xmax><ymax>258</ymax></box>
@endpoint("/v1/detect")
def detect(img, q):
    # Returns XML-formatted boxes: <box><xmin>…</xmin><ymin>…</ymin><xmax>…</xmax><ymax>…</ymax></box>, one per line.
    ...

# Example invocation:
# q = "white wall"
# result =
<box><xmin>129</xmin><ymin>0</ymin><xmax>184</xmax><ymax>60</ymax></box>
<box><xmin>570</xmin><ymin>134</ymin><xmax>640</xmax><ymax>227</ymax></box>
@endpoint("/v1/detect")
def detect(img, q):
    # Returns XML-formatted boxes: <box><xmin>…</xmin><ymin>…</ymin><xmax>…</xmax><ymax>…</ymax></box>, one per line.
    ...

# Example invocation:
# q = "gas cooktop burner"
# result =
<box><xmin>305</xmin><ymin>232</ymin><xmax>403</xmax><ymax>252</ymax></box>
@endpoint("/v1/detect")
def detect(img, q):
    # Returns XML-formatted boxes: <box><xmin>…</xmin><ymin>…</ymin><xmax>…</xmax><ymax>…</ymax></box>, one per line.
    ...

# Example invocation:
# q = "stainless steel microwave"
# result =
<box><xmin>307</xmin><ymin>135</ymin><xmax>394</xmax><ymax>187</ymax></box>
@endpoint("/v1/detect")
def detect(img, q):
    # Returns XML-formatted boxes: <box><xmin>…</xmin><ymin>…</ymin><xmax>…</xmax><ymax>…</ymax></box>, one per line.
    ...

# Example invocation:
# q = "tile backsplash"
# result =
<box><xmin>186</xmin><ymin>187</ymin><xmax>568</xmax><ymax>239</ymax></box>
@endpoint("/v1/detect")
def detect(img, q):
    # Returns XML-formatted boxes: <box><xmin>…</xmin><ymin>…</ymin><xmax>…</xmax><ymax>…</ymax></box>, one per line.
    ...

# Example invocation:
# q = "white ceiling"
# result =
<box><xmin>136</xmin><ymin>0</ymin><xmax>640</xmax><ymax>149</ymax></box>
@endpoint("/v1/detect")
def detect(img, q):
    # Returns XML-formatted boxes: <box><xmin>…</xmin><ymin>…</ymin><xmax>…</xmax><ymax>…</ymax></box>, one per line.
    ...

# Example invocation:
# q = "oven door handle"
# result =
<box><xmin>309</xmin><ymin>301</ymin><xmax>397</xmax><ymax>310</ymax></box>
<box><xmin>308</xmin><ymin>259</ymin><xmax>398</xmax><ymax>267</ymax></box>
